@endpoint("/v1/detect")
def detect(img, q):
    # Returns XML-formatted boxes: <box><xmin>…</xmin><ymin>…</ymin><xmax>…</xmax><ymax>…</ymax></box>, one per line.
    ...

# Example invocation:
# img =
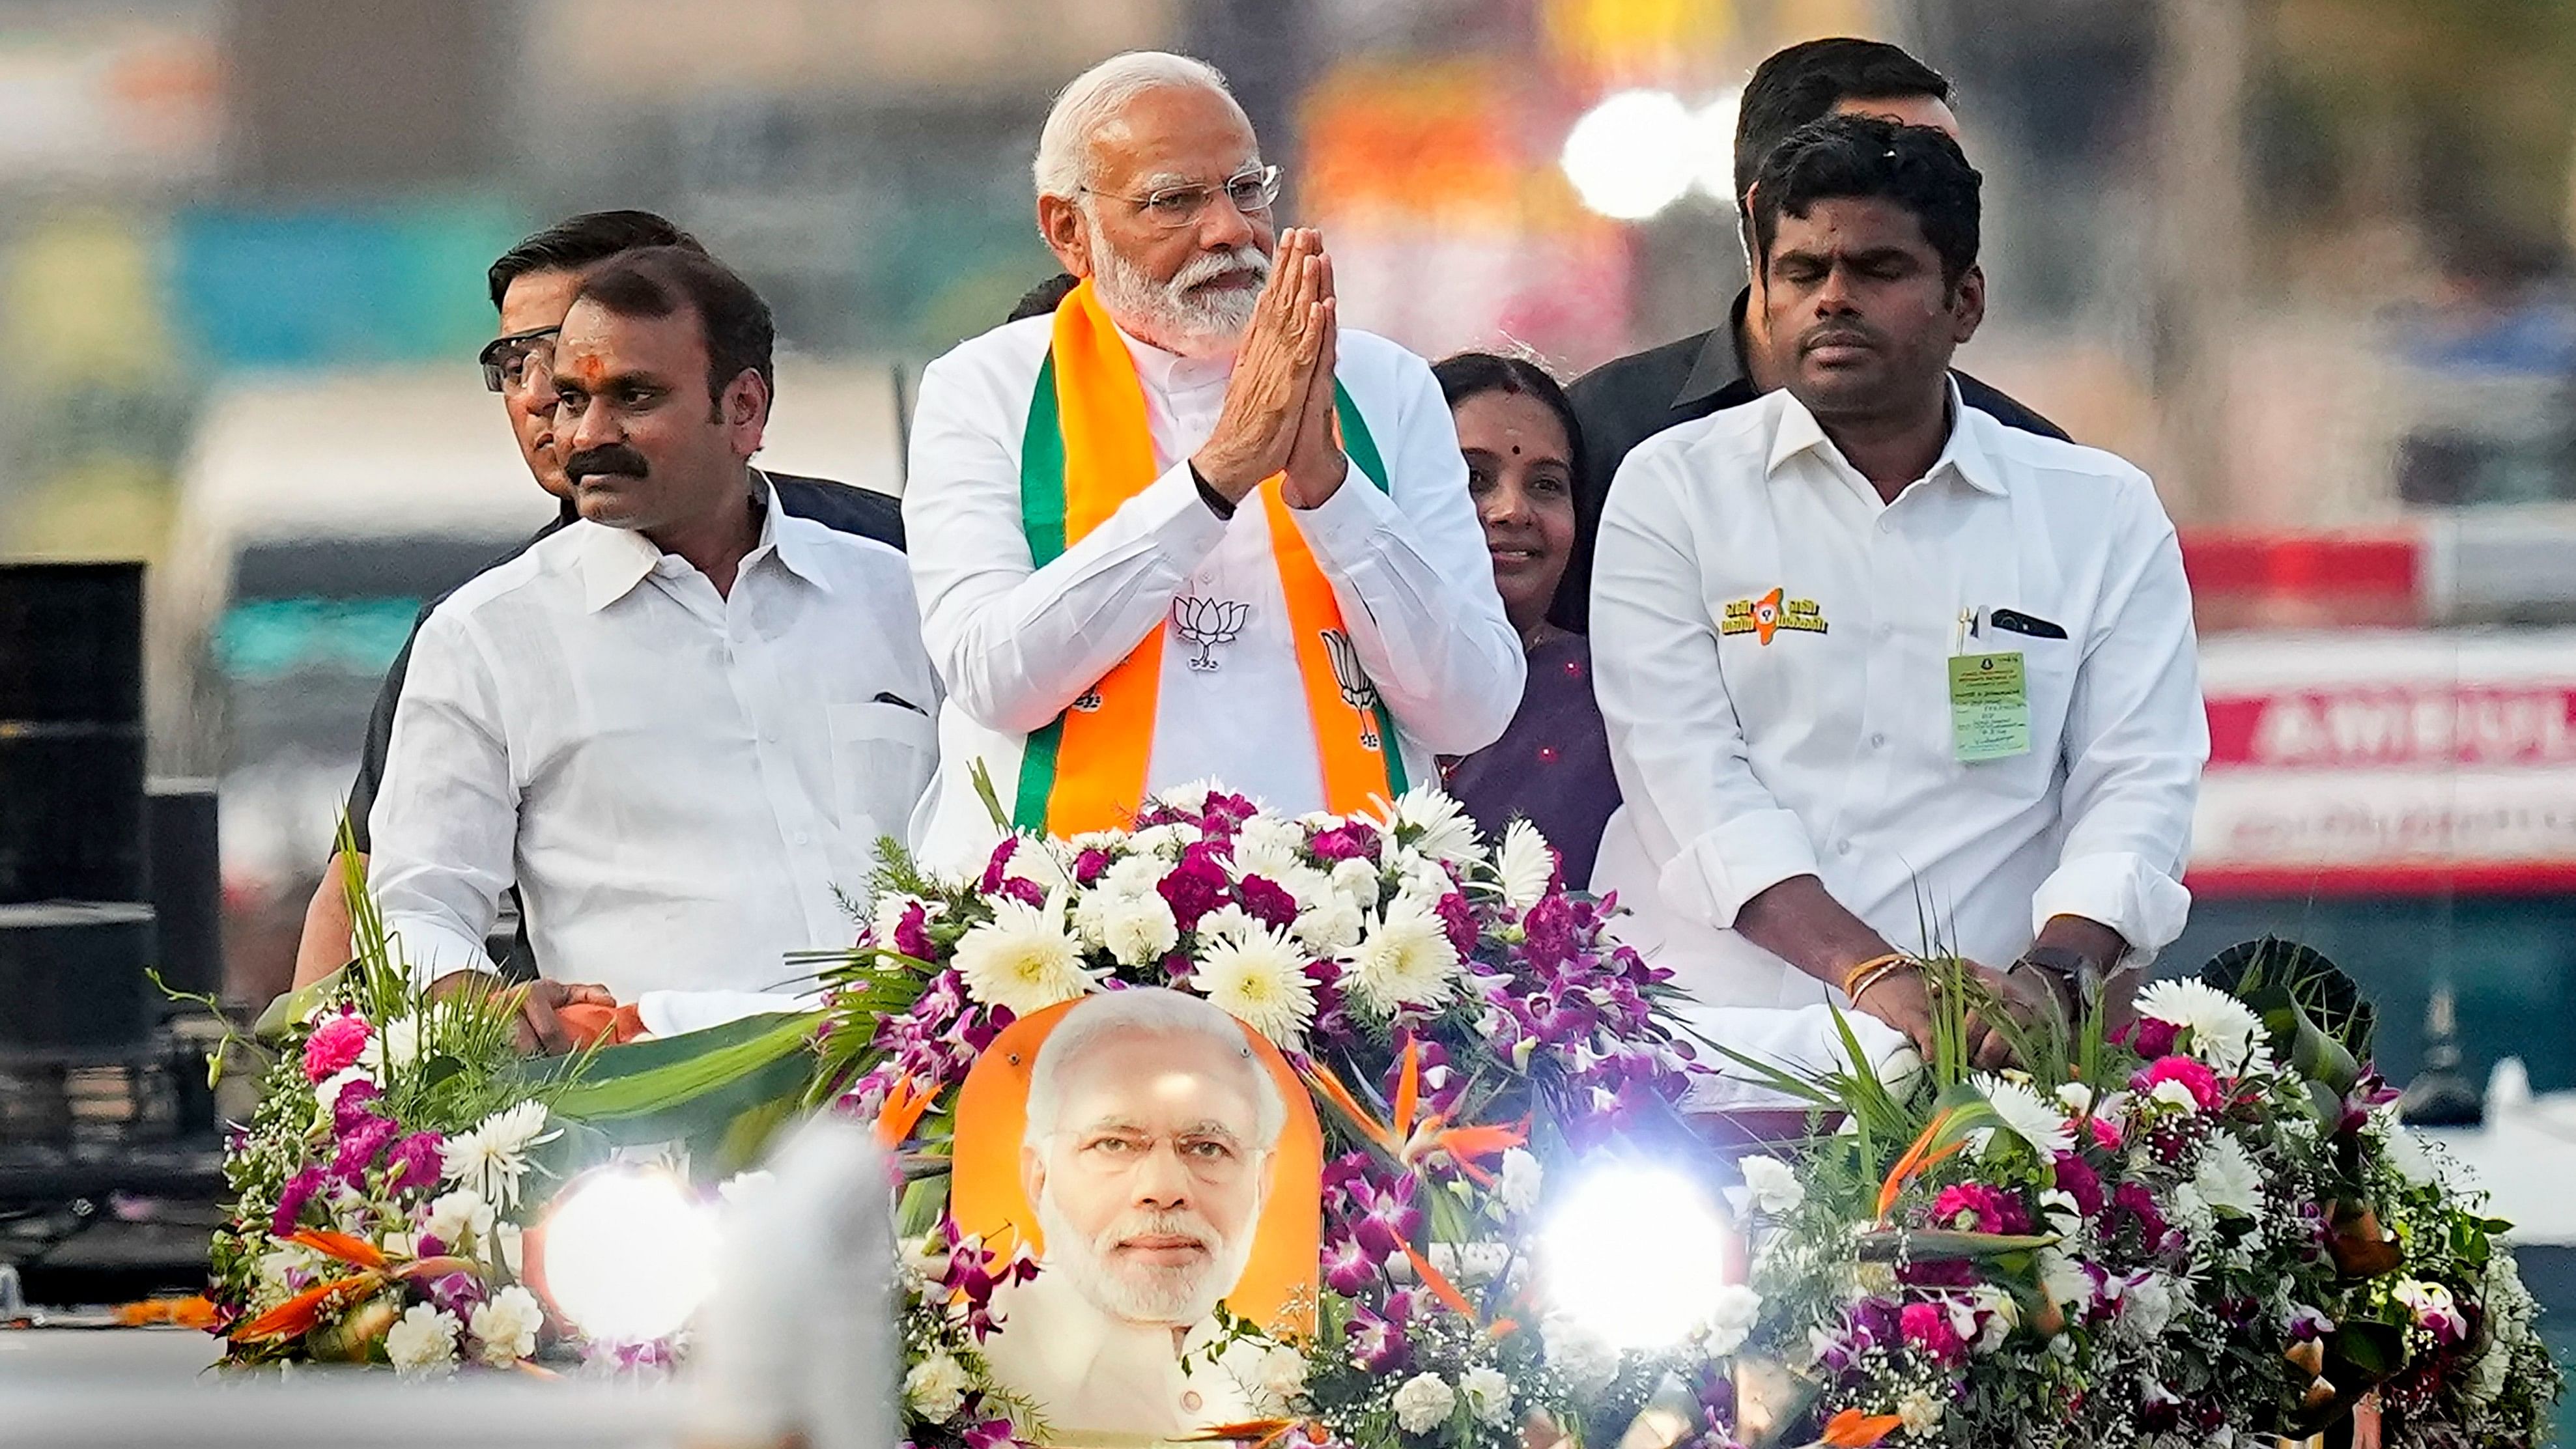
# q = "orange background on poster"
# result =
<box><xmin>948</xmin><ymin>996</ymin><xmax>1323</xmax><ymax>1335</ymax></box>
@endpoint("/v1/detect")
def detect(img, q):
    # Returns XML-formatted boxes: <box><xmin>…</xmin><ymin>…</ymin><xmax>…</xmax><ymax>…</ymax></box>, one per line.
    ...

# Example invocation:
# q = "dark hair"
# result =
<box><xmin>573</xmin><ymin>245</ymin><xmax>776</xmax><ymax>406</ymax></box>
<box><xmin>1749</xmin><ymin>114</ymin><xmax>1981</xmax><ymax>290</ymax></box>
<box><xmin>1431</xmin><ymin>352</ymin><xmax>1587</xmax><ymax>480</ymax></box>
<box><xmin>1733</xmin><ymin>38</ymin><xmax>1951</xmax><ymax>205</ymax></box>
<box><xmin>486</xmin><ymin>210</ymin><xmax>704</xmax><ymax>312</ymax></box>
<box><xmin>1008</xmin><ymin>272</ymin><xmax>1081</xmax><ymax>323</ymax></box>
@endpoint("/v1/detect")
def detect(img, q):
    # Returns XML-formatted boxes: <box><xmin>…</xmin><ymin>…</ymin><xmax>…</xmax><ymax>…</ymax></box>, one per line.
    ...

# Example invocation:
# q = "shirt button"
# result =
<box><xmin>1871</xmin><ymin>733</ymin><xmax>1888</xmax><ymax>748</ymax></box>
<box><xmin>1876</xmin><ymin>623</ymin><xmax>1893</xmax><ymax>639</ymax></box>
<box><xmin>1836</xmin><ymin>839</ymin><xmax>1853</xmax><ymax>856</ymax></box>
<box><xmin>1180</xmin><ymin>1391</ymin><xmax>1202</xmax><ymax>1413</ymax></box>
<box><xmin>793</xmin><ymin>831</ymin><xmax>810</xmax><ymax>846</ymax></box>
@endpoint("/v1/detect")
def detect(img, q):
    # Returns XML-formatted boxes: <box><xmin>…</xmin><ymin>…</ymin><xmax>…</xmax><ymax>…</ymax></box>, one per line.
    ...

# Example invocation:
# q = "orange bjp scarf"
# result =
<box><xmin>1009</xmin><ymin>279</ymin><xmax>1406</xmax><ymax>837</ymax></box>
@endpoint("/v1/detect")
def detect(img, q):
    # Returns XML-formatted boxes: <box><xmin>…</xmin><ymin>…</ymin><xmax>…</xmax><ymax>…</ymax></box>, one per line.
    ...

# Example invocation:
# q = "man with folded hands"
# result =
<box><xmin>1589</xmin><ymin>116</ymin><xmax>2206</xmax><ymax>1073</ymax></box>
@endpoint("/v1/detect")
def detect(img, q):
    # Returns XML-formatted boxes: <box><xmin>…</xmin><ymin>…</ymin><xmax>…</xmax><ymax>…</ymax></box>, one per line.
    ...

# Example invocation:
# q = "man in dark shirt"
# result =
<box><xmin>1557</xmin><ymin>38</ymin><xmax>2065</xmax><ymax>629</ymax></box>
<box><xmin>291</xmin><ymin>212</ymin><xmax>904</xmax><ymax>1038</ymax></box>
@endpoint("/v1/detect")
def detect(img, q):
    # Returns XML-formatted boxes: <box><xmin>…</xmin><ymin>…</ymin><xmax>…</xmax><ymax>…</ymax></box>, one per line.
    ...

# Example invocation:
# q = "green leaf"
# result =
<box><xmin>255</xmin><ymin>965</ymin><xmax>347</xmax><ymax>1041</ymax></box>
<box><xmin>531</xmin><ymin>1011</ymin><xmax>821</xmax><ymax>1145</ymax></box>
<box><xmin>1852</xmin><ymin>1228</ymin><xmax>2059</xmax><ymax>1261</ymax></box>
<box><xmin>2327</xmin><ymin>1317</ymin><xmax>2407</xmax><ymax>1381</ymax></box>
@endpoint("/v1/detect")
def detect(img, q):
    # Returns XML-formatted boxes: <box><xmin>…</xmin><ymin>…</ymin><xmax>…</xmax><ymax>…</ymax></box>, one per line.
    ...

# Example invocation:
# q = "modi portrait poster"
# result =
<box><xmin>950</xmin><ymin>988</ymin><xmax>1323</xmax><ymax>1442</ymax></box>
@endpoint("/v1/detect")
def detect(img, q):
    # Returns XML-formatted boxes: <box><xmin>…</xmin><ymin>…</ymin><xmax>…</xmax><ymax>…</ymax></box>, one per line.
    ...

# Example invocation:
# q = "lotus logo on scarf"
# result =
<box><xmin>1321</xmin><ymin>630</ymin><xmax>1383</xmax><ymax>750</ymax></box>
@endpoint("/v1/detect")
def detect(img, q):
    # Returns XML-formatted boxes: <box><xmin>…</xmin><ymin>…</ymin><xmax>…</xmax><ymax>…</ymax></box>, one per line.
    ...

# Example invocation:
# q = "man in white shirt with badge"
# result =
<box><xmin>903</xmin><ymin>51</ymin><xmax>1521</xmax><ymax>864</ymax></box>
<box><xmin>1591</xmin><ymin>116</ymin><xmax>2206</xmax><ymax>1066</ymax></box>
<box><xmin>369</xmin><ymin>246</ymin><xmax>941</xmax><ymax>1039</ymax></box>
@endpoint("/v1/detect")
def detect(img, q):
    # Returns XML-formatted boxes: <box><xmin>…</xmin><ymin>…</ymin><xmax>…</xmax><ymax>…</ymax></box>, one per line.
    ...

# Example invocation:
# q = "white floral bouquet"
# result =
<box><xmin>1723</xmin><ymin>943</ymin><xmax>2560</xmax><ymax>1447</ymax></box>
<box><xmin>812</xmin><ymin>783</ymin><xmax>1749</xmax><ymax>1449</ymax></box>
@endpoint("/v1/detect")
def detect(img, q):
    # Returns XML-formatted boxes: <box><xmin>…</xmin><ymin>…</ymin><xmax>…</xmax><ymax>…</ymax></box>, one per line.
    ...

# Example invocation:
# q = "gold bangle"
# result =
<box><xmin>1847</xmin><ymin>963</ymin><xmax>1905</xmax><ymax>1007</ymax></box>
<box><xmin>1840</xmin><ymin>951</ymin><xmax>1913</xmax><ymax>998</ymax></box>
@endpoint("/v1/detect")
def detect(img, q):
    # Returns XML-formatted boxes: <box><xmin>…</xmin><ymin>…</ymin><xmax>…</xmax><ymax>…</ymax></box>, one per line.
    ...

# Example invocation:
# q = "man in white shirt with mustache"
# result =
<box><xmin>982</xmin><ymin>989</ymin><xmax>1279</xmax><ymax>1439</ymax></box>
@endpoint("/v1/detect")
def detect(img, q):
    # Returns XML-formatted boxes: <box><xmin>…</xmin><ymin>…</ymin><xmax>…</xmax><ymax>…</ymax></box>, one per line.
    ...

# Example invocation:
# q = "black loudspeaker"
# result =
<box><xmin>0</xmin><ymin>902</ymin><xmax>157</xmax><ymax>1063</ymax></box>
<box><xmin>145</xmin><ymin>780</ymin><xmax>223</xmax><ymax>1004</ymax></box>
<box><xmin>0</xmin><ymin>561</ymin><xmax>147</xmax><ymax>905</ymax></box>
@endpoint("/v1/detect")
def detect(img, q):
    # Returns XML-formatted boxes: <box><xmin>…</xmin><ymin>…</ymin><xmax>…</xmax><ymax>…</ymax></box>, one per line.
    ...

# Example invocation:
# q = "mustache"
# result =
<box><xmin>1800</xmin><ymin>322</ymin><xmax>1884</xmax><ymax>354</ymax></box>
<box><xmin>1101</xmin><ymin>1209</ymin><xmax>1218</xmax><ymax>1254</ymax></box>
<box><xmin>1171</xmin><ymin>245</ymin><xmax>1269</xmax><ymax>294</ymax></box>
<box><xmin>563</xmin><ymin>443</ymin><xmax>650</xmax><ymax>483</ymax></box>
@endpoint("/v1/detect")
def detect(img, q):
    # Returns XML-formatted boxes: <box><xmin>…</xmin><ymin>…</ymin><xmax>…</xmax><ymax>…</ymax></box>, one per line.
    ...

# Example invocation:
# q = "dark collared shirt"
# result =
<box><xmin>1554</xmin><ymin>288</ymin><xmax>2069</xmax><ymax>630</ymax></box>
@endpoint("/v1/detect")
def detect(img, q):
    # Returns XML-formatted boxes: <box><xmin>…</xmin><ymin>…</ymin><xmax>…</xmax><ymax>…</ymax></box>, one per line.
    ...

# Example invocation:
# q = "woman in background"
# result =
<box><xmin>1433</xmin><ymin>352</ymin><xmax>1621</xmax><ymax>885</ymax></box>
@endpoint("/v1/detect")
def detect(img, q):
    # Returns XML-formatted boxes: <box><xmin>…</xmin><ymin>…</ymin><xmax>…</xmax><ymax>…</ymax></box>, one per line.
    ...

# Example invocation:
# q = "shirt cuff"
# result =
<box><xmin>2030</xmin><ymin>852</ymin><xmax>2192</xmax><ymax>967</ymax></box>
<box><xmin>1657</xmin><ymin>807</ymin><xmax>1822</xmax><ymax>931</ymax></box>
<box><xmin>1144</xmin><ymin>461</ymin><xmax>1233</xmax><ymax>557</ymax></box>
<box><xmin>1282</xmin><ymin>462</ymin><xmax>1400</xmax><ymax>568</ymax></box>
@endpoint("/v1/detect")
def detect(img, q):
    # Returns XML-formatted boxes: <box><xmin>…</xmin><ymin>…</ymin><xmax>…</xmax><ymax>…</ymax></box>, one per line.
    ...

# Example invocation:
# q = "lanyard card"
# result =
<box><xmin>1949</xmin><ymin>651</ymin><xmax>2030</xmax><ymax>763</ymax></box>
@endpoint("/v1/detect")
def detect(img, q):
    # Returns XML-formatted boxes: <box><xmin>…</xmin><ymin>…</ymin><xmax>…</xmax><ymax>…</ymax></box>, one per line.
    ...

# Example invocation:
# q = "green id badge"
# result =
<box><xmin>1949</xmin><ymin>651</ymin><xmax>2030</xmax><ymax>763</ymax></box>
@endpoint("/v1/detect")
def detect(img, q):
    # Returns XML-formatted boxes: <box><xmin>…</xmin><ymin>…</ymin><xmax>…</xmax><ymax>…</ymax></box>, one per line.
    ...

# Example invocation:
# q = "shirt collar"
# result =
<box><xmin>1765</xmin><ymin>377</ymin><xmax>2006</xmax><ymax>497</ymax></box>
<box><xmin>1673</xmin><ymin>287</ymin><xmax>1755</xmax><ymax>408</ymax></box>
<box><xmin>1111</xmin><ymin>313</ymin><xmax>1237</xmax><ymax>395</ymax></box>
<box><xmin>573</xmin><ymin>472</ymin><xmax>819</xmax><ymax>612</ymax></box>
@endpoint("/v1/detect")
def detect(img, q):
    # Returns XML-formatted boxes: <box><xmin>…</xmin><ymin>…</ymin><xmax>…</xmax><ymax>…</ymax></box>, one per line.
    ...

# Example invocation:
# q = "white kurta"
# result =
<box><xmin>1590</xmin><ymin>384</ymin><xmax>2207</xmax><ymax>1017</ymax></box>
<box><xmin>901</xmin><ymin>314</ymin><xmax>1523</xmax><ymax>869</ymax></box>
<box><xmin>980</xmin><ymin>1269</ymin><xmax>1261</xmax><ymax>1442</ymax></box>
<box><xmin>369</xmin><ymin>485</ymin><xmax>942</xmax><ymax>1035</ymax></box>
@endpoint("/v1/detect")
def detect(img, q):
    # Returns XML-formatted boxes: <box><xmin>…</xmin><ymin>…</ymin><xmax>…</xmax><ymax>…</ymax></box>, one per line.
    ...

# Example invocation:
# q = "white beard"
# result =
<box><xmin>1088</xmin><ymin>224</ymin><xmax>1270</xmax><ymax>358</ymax></box>
<box><xmin>1036</xmin><ymin>1190</ymin><xmax>1255</xmax><ymax>1327</ymax></box>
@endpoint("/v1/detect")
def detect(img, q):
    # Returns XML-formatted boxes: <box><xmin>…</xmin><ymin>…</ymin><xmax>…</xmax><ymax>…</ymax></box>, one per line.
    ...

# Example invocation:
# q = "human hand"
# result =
<box><xmin>1281</xmin><ymin>251</ymin><xmax>1348</xmax><ymax>510</ymax></box>
<box><xmin>1191</xmin><ymin>229</ymin><xmax>1328</xmax><ymax>501</ymax></box>
<box><xmin>429</xmin><ymin>971</ymin><xmax>617</xmax><ymax>1056</ymax></box>
<box><xmin>1852</xmin><ymin>965</ymin><xmax>1939</xmax><ymax>1058</ymax></box>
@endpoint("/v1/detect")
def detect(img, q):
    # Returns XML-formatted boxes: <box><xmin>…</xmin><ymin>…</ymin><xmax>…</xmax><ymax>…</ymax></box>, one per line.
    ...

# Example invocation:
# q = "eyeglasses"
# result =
<box><xmin>478</xmin><ymin>326</ymin><xmax>561</xmax><ymax>396</ymax></box>
<box><xmin>1083</xmin><ymin>163</ymin><xmax>1282</xmax><ymax>231</ymax></box>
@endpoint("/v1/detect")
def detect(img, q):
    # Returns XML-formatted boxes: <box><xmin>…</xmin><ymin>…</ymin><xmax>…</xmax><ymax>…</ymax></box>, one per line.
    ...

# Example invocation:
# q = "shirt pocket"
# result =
<box><xmin>1953</xmin><ymin>637</ymin><xmax>2080</xmax><ymax>800</ymax></box>
<box><xmin>826</xmin><ymin>700</ymin><xmax>939</xmax><ymax>845</ymax></box>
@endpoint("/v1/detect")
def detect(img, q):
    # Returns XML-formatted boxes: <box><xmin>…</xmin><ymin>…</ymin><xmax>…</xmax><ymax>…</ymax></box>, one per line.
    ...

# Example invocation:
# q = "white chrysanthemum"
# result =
<box><xmin>1096</xmin><ymin>853</ymin><xmax>1168</xmax><ymax>901</ymax></box>
<box><xmin>2120</xmin><ymin>1272</ymin><xmax>2176</xmax><ymax>1339</ymax></box>
<box><xmin>2376</xmin><ymin>1114</ymin><xmax>2445</xmax><ymax>1189</ymax></box>
<box><xmin>2193</xmin><ymin>1131</ymin><xmax>2265</xmax><ymax>1217</ymax></box>
<box><xmin>360</xmin><ymin>1017</ymin><xmax>419</xmax><ymax>1075</ymax></box>
<box><xmin>1494</xmin><ymin>819</ymin><xmax>1557</xmax><ymax>910</ymax></box>
<box><xmin>2054</xmin><ymin>1081</ymin><xmax>2094</xmax><ymax>1117</ymax></box>
<box><xmin>1099</xmin><ymin>892</ymin><xmax>1180</xmax><ymax>967</ymax></box>
<box><xmin>1002</xmin><ymin>837</ymin><xmax>1075</xmax><ymax>893</ymax></box>
<box><xmin>1292</xmin><ymin>895</ymin><xmax>1365</xmax><ymax>955</ymax></box>
<box><xmin>1460</xmin><ymin>1366</ymin><xmax>1513</xmax><ymax>1426</ymax></box>
<box><xmin>953</xmin><ymin>892</ymin><xmax>1099</xmax><ymax>1015</ymax></box>
<box><xmin>1156</xmin><ymin>778</ymin><xmax>1220</xmax><ymax>814</ymax></box>
<box><xmin>1236</xmin><ymin>815</ymin><xmax>1308</xmax><ymax>879</ymax></box>
<box><xmin>2135</xmin><ymin>978</ymin><xmax>2270</xmax><ymax>1073</ymax></box>
<box><xmin>424</xmin><ymin>1188</ymin><xmax>494</xmax><ymax>1250</ymax></box>
<box><xmin>1343</xmin><ymin>902</ymin><xmax>1461</xmax><ymax>1012</ymax></box>
<box><xmin>1897</xmin><ymin>1388</ymin><xmax>1944</xmax><ymax>1435</ymax></box>
<box><xmin>1195</xmin><ymin>926</ymin><xmax>1318</xmax><ymax>1045</ymax></box>
<box><xmin>1704</xmin><ymin>1282</ymin><xmax>1762</xmax><ymax>1355</ymax></box>
<box><xmin>442</xmin><ymin>1101</ymin><xmax>558</xmax><ymax>1210</ymax></box>
<box><xmin>469</xmin><ymin>1284</ymin><xmax>543</xmax><ymax>1366</ymax></box>
<box><xmin>1738</xmin><ymin>1154</ymin><xmax>1805</xmax><ymax>1215</ymax></box>
<box><xmin>1496</xmin><ymin>1147</ymin><xmax>1543</xmax><ymax>1215</ymax></box>
<box><xmin>1127</xmin><ymin>823</ymin><xmax>1195</xmax><ymax>860</ymax></box>
<box><xmin>385</xmin><ymin>1302</ymin><xmax>460</xmax><ymax>1377</ymax></box>
<box><xmin>1974</xmin><ymin>1073</ymin><xmax>2074</xmax><ymax>1155</ymax></box>
<box><xmin>1542</xmin><ymin>1317</ymin><xmax>1619</xmax><ymax>1394</ymax></box>
<box><xmin>1258</xmin><ymin>1342</ymin><xmax>1309</xmax><ymax>1401</ymax></box>
<box><xmin>1388</xmin><ymin>848</ymin><xmax>1457</xmax><ymax>915</ymax></box>
<box><xmin>1392</xmin><ymin>1372</ymin><xmax>1458</xmax><ymax>1433</ymax></box>
<box><xmin>1194</xmin><ymin>903</ymin><xmax>1262</xmax><ymax>946</ymax></box>
<box><xmin>2037</xmin><ymin>1249</ymin><xmax>2091</xmax><ymax>1311</ymax></box>
<box><xmin>1377</xmin><ymin>789</ymin><xmax>1482</xmax><ymax>865</ymax></box>
<box><xmin>905</xmin><ymin>1353</ymin><xmax>972</xmax><ymax>1422</ymax></box>
<box><xmin>1329</xmin><ymin>856</ymin><xmax>1384</xmax><ymax>911</ymax></box>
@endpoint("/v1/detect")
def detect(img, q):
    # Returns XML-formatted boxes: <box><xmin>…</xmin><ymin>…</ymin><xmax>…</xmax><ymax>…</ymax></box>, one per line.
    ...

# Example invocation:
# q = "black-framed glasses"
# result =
<box><xmin>478</xmin><ymin>326</ymin><xmax>561</xmax><ymax>395</ymax></box>
<box><xmin>1082</xmin><ymin>163</ymin><xmax>1282</xmax><ymax>231</ymax></box>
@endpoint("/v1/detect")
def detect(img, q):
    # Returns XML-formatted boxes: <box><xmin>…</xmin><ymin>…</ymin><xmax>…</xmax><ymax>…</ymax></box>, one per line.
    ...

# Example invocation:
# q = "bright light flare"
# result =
<box><xmin>1560</xmin><ymin>89</ymin><xmax>1699</xmax><ymax>221</ymax></box>
<box><xmin>1691</xmin><ymin>90</ymin><xmax>1742</xmax><ymax>202</ymax></box>
<box><xmin>1540</xmin><ymin>1162</ymin><xmax>1735</xmax><ymax>1349</ymax></box>
<box><xmin>540</xmin><ymin>1167</ymin><xmax>719</xmax><ymax>1343</ymax></box>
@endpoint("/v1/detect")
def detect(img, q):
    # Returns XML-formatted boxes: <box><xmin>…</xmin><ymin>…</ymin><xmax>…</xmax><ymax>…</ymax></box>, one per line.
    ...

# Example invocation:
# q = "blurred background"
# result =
<box><xmin>5</xmin><ymin>0</ymin><xmax>2576</xmax><ymax>1269</ymax></box>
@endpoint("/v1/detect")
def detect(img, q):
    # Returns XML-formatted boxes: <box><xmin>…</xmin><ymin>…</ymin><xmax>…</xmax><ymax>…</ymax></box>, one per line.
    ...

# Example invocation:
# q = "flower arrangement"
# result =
<box><xmin>812</xmin><ymin>783</ymin><xmax>1768</xmax><ymax>1449</ymax></box>
<box><xmin>1725</xmin><ymin>942</ymin><xmax>2560</xmax><ymax>1448</ymax></box>
<box><xmin>205</xmin><ymin>864</ymin><xmax>573</xmax><ymax>1375</ymax></box>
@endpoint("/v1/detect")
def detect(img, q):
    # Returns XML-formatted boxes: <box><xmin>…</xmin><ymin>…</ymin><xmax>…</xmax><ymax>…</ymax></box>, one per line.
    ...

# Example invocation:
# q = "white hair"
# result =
<box><xmin>1025</xmin><ymin>988</ymin><xmax>1286</xmax><ymax>1152</ymax></box>
<box><xmin>1032</xmin><ymin>51</ymin><xmax>1242</xmax><ymax>201</ymax></box>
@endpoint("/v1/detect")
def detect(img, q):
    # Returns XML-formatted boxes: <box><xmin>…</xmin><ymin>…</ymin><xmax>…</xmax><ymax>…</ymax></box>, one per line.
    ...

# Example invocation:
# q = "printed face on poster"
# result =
<box><xmin>950</xmin><ymin>988</ymin><xmax>1322</xmax><ymax>1442</ymax></box>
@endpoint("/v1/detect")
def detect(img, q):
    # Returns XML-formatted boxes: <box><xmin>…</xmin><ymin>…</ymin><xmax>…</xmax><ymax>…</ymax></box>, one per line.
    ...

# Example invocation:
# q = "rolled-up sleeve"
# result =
<box><xmin>2030</xmin><ymin>477</ymin><xmax>2207</xmax><ymax>960</ymax></box>
<box><xmin>1291</xmin><ymin>352</ymin><xmax>1525</xmax><ymax>755</ymax></box>
<box><xmin>367</xmin><ymin>608</ymin><xmax>517</xmax><ymax>984</ymax></box>
<box><xmin>903</xmin><ymin>348</ymin><xmax>1228</xmax><ymax>735</ymax></box>
<box><xmin>1591</xmin><ymin>440</ymin><xmax>1820</xmax><ymax>929</ymax></box>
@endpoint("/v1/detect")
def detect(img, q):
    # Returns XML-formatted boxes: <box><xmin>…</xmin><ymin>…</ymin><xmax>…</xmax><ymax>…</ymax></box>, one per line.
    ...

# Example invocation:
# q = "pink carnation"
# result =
<box><xmin>1931</xmin><ymin>1181</ymin><xmax>2030</xmax><ymax>1235</ymax></box>
<box><xmin>1899</xmin><ymin>1300</ymin><xmax>1966</xmax><ymax>1363</ymax></box>
<box><xmin>302</xmin><ymin>1012</ymin><xmax>373</xmax><ymax>1083</ymax></box>
<box><xmin>2132</xmin><ymin>1056</ymin><xmax>2223</xmax><ymax>1111</ymax></box>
